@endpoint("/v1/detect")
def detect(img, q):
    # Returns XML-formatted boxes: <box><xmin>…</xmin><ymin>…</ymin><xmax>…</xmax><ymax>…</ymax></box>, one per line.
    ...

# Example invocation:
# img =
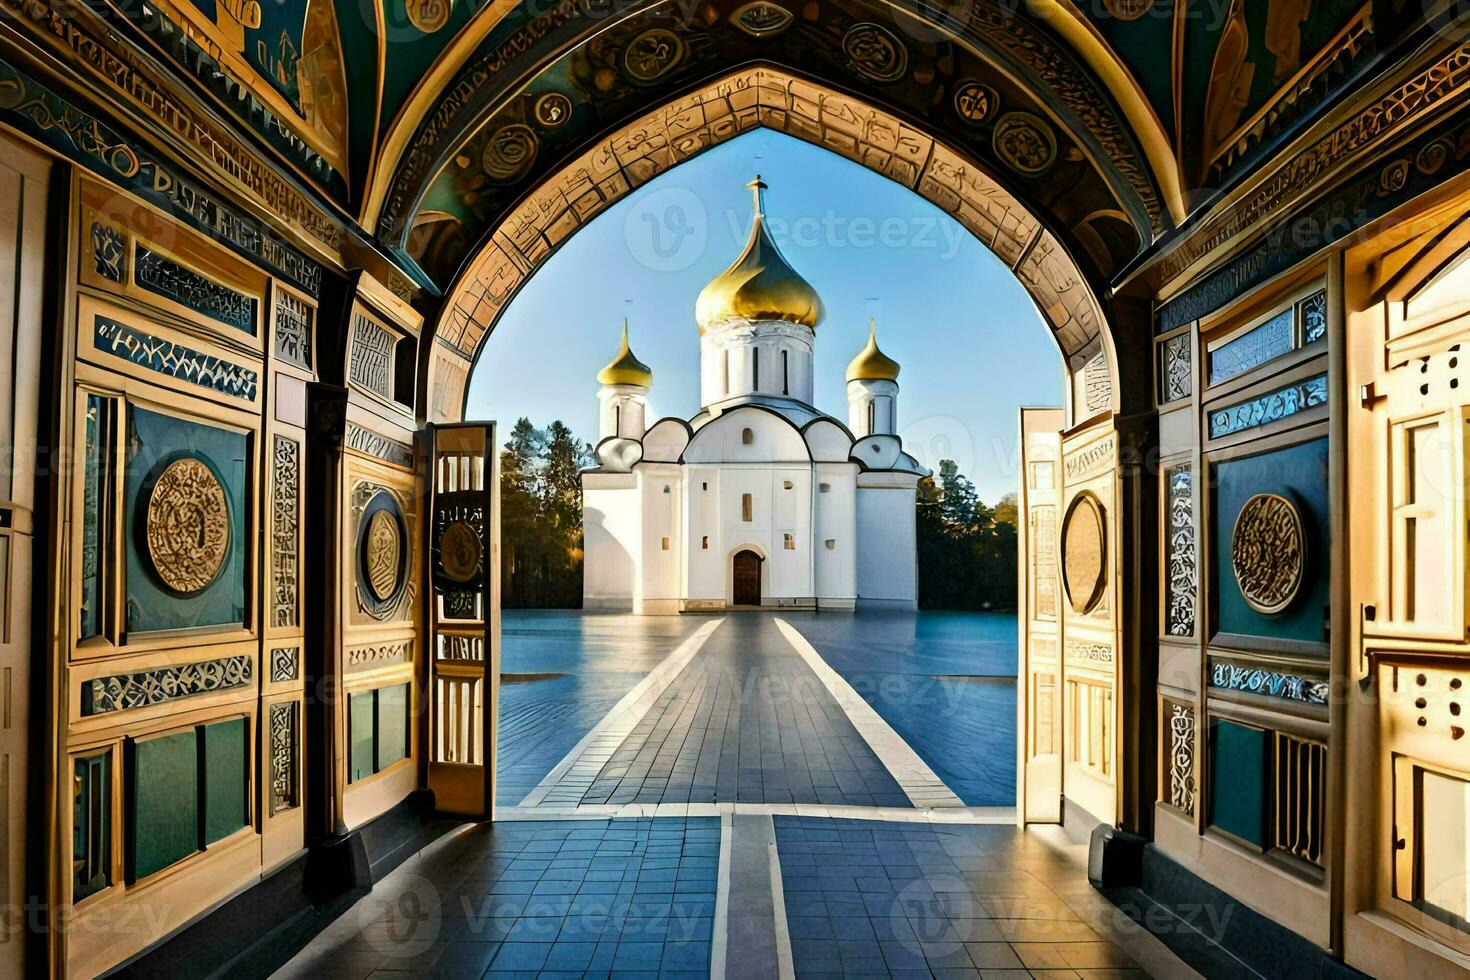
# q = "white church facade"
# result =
<box><xmin>581</xmin><ymin>177</ymin><xmax>927</xmax><ymax>614</ymax></box>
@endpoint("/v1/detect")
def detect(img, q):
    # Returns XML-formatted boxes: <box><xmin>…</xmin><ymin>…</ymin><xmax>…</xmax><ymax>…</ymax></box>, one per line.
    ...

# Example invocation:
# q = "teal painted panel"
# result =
<box><xmin>1209</xmin><ymin>720</ymin><xmax>1268</xmax><ymax>847</ymax></box>
<box><xmin>202</xmin><ymin>718</ymin><xmax>248</xmax><ymax>845</ymax></box>
<box><xmin>125</xmin><ymin>406</ymin><xmax>248</xmax><ymax>633</ymax></box>
<box><xmin>1210</xmin><ymin>438</ymin><xmax>1330</xmax><ymax>647</ymax></box>
<box><xmin>350</xmin><ymin>691</ymin><xmax>376</xmax><ymax>782</ymax></box>
<box><xmin>376</xmin><ymin>684</ymin><xmax>409</xmax><ymax>771</ymax></box>
<box><xmin>129</xmin><ymin>730</ymin><xmax>199</xmax><ymax>881</ymax></box>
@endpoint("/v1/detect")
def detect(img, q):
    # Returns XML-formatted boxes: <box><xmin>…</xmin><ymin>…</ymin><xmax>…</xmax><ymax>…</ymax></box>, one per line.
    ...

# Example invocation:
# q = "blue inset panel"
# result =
<box><xmin>1209</xmin><ymin>308</ymin><xmax>1294</xmax><ymax>384</ymax></box>
<box><xmin>1208</xmin><ymin>374</ymin><xmax>1327</xmax><ymax>439</ymax></box>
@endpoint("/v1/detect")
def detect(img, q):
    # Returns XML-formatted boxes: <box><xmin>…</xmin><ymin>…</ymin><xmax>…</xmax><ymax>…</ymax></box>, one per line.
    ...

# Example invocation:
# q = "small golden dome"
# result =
<box><xmin>597</xmin><ymin>321</ymin><xmax>652</xmax><ymax>387</ymax></box>
<box><xmin>846</xmin><ymin>319</ymin><xmax>901</xmax><ymax>382</ymax></box>
<box><xmin>694</xmin><ymin>176</ymin><xmax>824</xmax><ymax>332</ymax></box>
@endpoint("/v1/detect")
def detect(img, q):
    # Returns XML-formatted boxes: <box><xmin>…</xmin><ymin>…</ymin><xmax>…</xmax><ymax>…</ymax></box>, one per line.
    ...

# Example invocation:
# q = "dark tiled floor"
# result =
<box><xmin>282</xmin><ymin>818</ymin><xmax>718</xmax><ymax>978</ymax></box>
<box><xmin>579</xmin><ymin>617</ymin><xmax>910</xmax><ymax>807</ymax></box>
<box><xmin>497</xmin><ymin>613</ymin><xmax>712</xmax><ymax>804</ymax></box>
<box><xmin>774</xmin><ymin>817</ymin><xmax>1144</xmax><ymax>979</ymax></box>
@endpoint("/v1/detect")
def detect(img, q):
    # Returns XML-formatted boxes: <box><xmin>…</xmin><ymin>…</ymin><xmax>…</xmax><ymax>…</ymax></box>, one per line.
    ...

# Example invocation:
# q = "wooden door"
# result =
<box><xmin>1345</xmin><ymin>191</ymin><xmax>1470</xmax><ymax>966</ymax></box>
<box><xmin>425</xmin><ymin>423</ymin><xmax>499</xmax><ymax>817</ymax></box>
<box><xmin>733</xmin><ymin>550</ymin><xmax>761</xmax><ymax>606</ymax></box>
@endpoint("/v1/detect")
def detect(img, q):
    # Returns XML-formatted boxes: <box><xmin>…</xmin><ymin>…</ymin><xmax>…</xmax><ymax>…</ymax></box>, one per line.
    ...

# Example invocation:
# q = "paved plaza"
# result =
<box><xmin>281</xmin><ymin>613</ymin><xmax>1194</xmax><ymax>978</ymax></box>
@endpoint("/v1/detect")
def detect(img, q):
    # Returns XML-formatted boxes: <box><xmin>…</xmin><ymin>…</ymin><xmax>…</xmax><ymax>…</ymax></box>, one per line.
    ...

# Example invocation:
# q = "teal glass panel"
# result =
<box><xmin>1208</xmin><ymin>374</ymin><xmax>1327</xmax><ymax>439</ymax></box>
<box><xmin>349</xmin><ymin>691</ymin><xmax>375</xmax><ymax>782</ymax></box>
<box><xmin>128</xmin><ymin>730</ymin><xmax>199</xmax><ymax>881</ymax></box>
<box><xmin>124</xmin><ymin>406</ymin><xmax>248</xmax><ymax>633</ymax></box>
<box><xmin>376</xmin><ymin>684</ymin><xmax>409</xmax><ymax>771</ymax></box>
<box><xmin>80</xmin><ymin>395</ymin><xmax>107</xmax><ymax>639</ymax></box>
<box><xmin>1209</xmin><ymin>720</ymin><xmax>1268</xmax><ymax>847</ymax></box>
<box><xmin>1209</xmin><ymin>307</ymin><xmax>1294</xmax><ymax>384</ymax></box>
<box><xmin>1210</xmin><ymin>438</ymin><xmax>1330</xmax><ymax>648</ymax></box>
<box><xmin>72</xmin><ymin>751</ymin><xmax>111</xmax><ymax>900</ymax></box>
<box><xmin>202</xmin><ymin>718</ymin><xmax>248</xmax><ymax>845</ymax></box>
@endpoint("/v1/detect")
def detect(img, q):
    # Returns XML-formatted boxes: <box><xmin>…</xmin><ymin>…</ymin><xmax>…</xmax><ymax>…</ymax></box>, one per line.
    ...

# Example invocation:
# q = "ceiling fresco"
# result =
<box><xmin>57</xmin><ymin>0</ymin><xmax>1425</xmax><ymax>273</ymax></box>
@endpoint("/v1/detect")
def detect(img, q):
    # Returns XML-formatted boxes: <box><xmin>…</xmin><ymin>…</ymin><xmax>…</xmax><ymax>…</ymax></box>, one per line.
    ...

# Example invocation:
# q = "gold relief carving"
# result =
<box><xmin>991</xmin><ymin>112</ymin><xmax>1057</xmax><ymax>177</ymax></box>
<box><xmin>1065</xmin><ymin>641</ymin><xmax>1113</xmax><ymax>665</ymax></box>
<box><xmin>952</xmin><ymin>81</ymin><xmax>998</xmax><ymax>124</ymax></box>
<box><xmin>347</xmin><ymin>639</ymin><xmax>412</xmax><ymax>668</ymax></box>
<box><xmin>842</xmin><ymin>23</ymin><xmax>908</xmax><ymax>82</ymax></box>
<box><xmin>439</xmin><ymin>520</ymin><xmax>482</xmax><ymax>583</ymax></box>
<box><xmin>1231</xmin><ymin>493</ymin><xmax>1305</xmax><ymax>614</ymax></box>
<box><xmin>622</xmin><ymin>28</ymin><xmax>685</xmax><ymax>83</ymax></box>
<box><xmin>1061</xmin><ymin>492</ymin><xmax>1106</xmax><ymax>615</ymax></box>
<box><xmin>365</xmin><ymin>510</ymin><xmax>402</xmax><ymax>601</ymax></box>
<box><xmin>534</xmin><ymin>93</ymin><xmax>573</xmax><ymax>128</ymax></box>
<box><xmin>406</xmin><ymin>0</ymin><xmax>452</xmax><ymax>33</ymax></box>
<box><xmin>146</xmin><ymin>458</ymin><xmax>230</xmax><ymax>595</ymax></box>
<box><xmin>729</xmin><ymin>1</ymin><xmax>793</xmax><ymax>37</ymax></box>
<box><xmin>1103</xmin><ymin>0</ymin><xmax>1153</xmax><ymax>19</ymax></box>
<box><xmin>481</xmin><ymin>124</ymin><xmax>539</xmax><ymax>181</ymax></box>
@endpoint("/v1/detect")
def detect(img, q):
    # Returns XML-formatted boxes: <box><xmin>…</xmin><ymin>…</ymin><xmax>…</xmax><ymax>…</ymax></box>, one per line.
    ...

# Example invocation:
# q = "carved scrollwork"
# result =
<box><xmin>145</xmin><ymin>457</ymin><xmax>230</xmax><ymax>595</ymax></box>
<box><xmin>1231</xmin><ymin>493</ymin><xmax>1305</xmax><ymax>615</ymax></box>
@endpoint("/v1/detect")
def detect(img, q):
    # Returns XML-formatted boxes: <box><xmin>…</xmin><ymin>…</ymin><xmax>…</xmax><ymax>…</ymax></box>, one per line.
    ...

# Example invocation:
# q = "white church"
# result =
<box><xmin>581</xmin><ymin>177</ymin><xmax>927</xmax><ymax>614</ymax></box>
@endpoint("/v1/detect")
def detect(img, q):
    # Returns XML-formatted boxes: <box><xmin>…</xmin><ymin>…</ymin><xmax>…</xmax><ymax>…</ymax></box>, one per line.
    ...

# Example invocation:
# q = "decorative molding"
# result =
<box><xmin>0</xmin><ymin>0</ymin><xmax>344</xmax><ymax>255</ymax></box>
<box><xmin>349</xmin><ymin>312</ymin><xmax>396</xmax><ymax>398</ymax></box>
<box><xmin>270</xmin><ymin>646</ymin><xmax>299</xmax><ymax>683</ymax></box>
<box><xmin>1065</xmin><ymin>641</ymin><xmax>1112</xmax><ymax>665</ymax></box>
<box><xmin>93</xmin><ymin>315</ymin><xmax>258</xmax><ymax>401</ymax></box>
<box><xmin>1210</xmin><ymin>308</ymin><xmax>1293</xmax><ymax>384</ymax></box>
<box><xmin>1208</xmin><ymin>374</ymin><xmax>1327</xmax><ymax>439</ymax></box>
<box><xmin>271</xmin><ymin>436</ymin><xmax>300</xmax><ymax>628</ymax></box>
<box><xmin>90</xmin><ymin>221</ymin><xmax>125</xmax><ymax>282</ymax></box>
<box><xmin>1208</xmin><ymin>659</ymin><xmax>1328</xmax><ymax>705</ymax></box>
<box><xmin>269</xmin><ymin>702</ymin><xmax>298</xmax><ymax>814</ymax></box>
<box><xmin>1164</xmin><ymin>700</ymin><xmax>1196</xmax><ymax>816</ymax></box>
<box><xmin>344</xmin><ymin>423</ymin><xmax>413</xmax><ymax>467</ymax></box>
<box><xmin>1301</xmin><ymin>290</ymin><xmax>1327</xmax><ymax>344</ymax></box>
<box><xmin>347</xmin><ymin>639</ymin><xmax>412</xmax><ymax>668</ymax></box>
<box><xmin>1064</xmin><ymin>437</ymin><xmax>1114</xmax><ymax>481</ymax></box>
<box><xmin>1164</xmin><ymin>466</ymin><xmax>1196</xmax><ymax>637</ymax></box>
<box><xmin>353</xmin><ymin>484</ymin><xmax>414</xmax><ymax>620</ymax></box>
<box><xmin>274</xmin><ymin>291</ymin><xmax>314</xmax><ymax>370</ymax></box>
<box><xmin>0</xmin><ymin>57</ymin><xmax>324</xmax><ymax>295</ymax></box>
<box><xmin>1155</xmin><ymin>40</ymin><xmax>1470</xmax><ymax>309</ymax></box>
<box><xmin>82</xmin><ymin>654</ymin><xmax>253</xmax><ymax>715</ymax></box>
<box><xmin>134</xmin><ymin>244</ymin><xmax>257</xmax><ymax>334</ymax></box>
<box><xmin>1082</xmin><ymin>350</ymin><xmax>1111</xmax><ymax>414</ymax></box>
<box><xmin>1159</xmin><ymin>331</ymin><xmax>1191</xmax><ymax>403</ymax></box>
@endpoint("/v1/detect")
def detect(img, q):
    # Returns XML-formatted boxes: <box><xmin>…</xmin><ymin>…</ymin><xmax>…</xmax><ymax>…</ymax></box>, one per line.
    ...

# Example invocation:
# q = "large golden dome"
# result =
<box><xmin>695</xmin><ymin>176</ymin><xmax>824</xmax><ymax>332</ymax></box>
<box><xmin>846</xmin><ymin>319</ymin><xmax>900</xmax><ymax>382</ymax></box>
<box><xmin>597</xmin><ymin>321</ymin><xmax>653</xmax><ymax>387</ymax></box>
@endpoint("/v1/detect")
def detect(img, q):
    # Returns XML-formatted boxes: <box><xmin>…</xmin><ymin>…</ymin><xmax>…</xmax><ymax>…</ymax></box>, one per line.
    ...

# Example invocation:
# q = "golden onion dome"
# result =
<box><xmin>597</xmin><ymin>321</ymin><xmax>652</xmax><ymax>387</ymax></box>
<box><xmin>846</xmin><ymin>319</ymin><xmax>901</xmax><ymax>383</ymax></box>
<box><xmin>694</xmin><ymin>176</ymin><xmax>824</xmax><ymax>333</ymax></box>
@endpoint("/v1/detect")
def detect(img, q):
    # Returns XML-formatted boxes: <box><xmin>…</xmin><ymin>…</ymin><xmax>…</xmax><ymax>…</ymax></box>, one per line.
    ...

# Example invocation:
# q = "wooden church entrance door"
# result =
<box><xmin>732</xmin><ymin>550</ymin><xmax>762</xmax><ymax>606</ymax></box>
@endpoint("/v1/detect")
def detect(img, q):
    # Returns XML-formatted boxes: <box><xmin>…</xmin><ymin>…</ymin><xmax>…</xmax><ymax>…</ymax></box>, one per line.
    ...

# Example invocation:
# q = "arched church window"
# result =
<box><xmin>614</xmin><ymin>404</ymin><xmax>621</xmax><ymax>433</ymax></box>
<box><xmin>741</xmin><ymin>428</ymin><xmax>754</xmax><ymax>445</ymax></box>
<box><xmin>752</xmin><ymin>349</ymin><xmax>760</xmax><ymax>390</ymax></box>
<box><xmin>782</xmin><ymin>350</ymin><xmax>789</xmax><ymax>395</ymax></box>
<box><xmin>868</xmin><ymin>400</ymin><xmax>876</xmax><ymax>434</ymax></box>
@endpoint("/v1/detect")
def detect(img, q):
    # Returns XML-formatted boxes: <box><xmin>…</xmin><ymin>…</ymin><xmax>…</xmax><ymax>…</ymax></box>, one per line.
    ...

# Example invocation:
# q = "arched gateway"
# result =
<box><xmin>0</xmin><ymin>0</ymin><xmax>1463</xmax><ymax>974</ymax></box>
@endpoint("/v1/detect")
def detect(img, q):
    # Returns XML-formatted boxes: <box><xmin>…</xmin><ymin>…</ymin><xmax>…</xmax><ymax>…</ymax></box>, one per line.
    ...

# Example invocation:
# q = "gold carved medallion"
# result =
<box><xmin>147</xmin><ymin>457</ymin><xmax>230</xmax><ymax>595</ymax></box>
<box><xmin>440</xmin><ymin>520</ymin><xmax>482</xmax><ymax>583</ymax></box>
<box><xmin>1061</xmin><ymin>492</ymin><xmax>1106</xmax><ymax>614</ymax></box>
<box><xmin>365</xmin><ymin>510</ymin><xmax>402</xmax><ymax>601</ymax></box>
<box><xmin>1231</xmin><ymin>493</ymin><xmax>1304</xmax><ymax>614</ymax></box>
<box><xmin>992</xmin><ymin>112</ymin><xmax>1058</xmax><ymax>176</ymax></box>
<box><xmin>405</xmin><ymin>0</ymin><xmax>452</xmax><ymax>33</ymax></box>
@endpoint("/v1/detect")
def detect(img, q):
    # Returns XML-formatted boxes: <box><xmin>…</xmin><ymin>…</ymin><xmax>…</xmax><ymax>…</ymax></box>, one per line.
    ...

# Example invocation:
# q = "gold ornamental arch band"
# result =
<box><xmin>426</xmin><ymin>66</ymin><xmax>1120</xmax><ymax>425</ymax></box>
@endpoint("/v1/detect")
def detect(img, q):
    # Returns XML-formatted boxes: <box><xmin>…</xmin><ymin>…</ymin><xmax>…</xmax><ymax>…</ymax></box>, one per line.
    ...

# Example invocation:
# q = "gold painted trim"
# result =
<box><xmin>1026</xmin><ymin>0</ymin><xmax>1186</xmax><ymax>225</ymax></box>
<box><xmin>360</xmin><ymin>0</ymin><xmax>522</xmax><ymax>231</ymax></box>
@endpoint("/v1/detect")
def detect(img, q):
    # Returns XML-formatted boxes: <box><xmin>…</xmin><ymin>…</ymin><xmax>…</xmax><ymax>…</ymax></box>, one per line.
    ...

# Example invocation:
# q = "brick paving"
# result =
<box><xmin>578</xmin><ymin>617</ymin><xmax>910</xmax><ymax>807</ymax></box>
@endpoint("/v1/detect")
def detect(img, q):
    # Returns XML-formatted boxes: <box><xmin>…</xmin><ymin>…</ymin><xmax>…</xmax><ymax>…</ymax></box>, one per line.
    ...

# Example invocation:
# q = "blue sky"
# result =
<box><xmin>464</xmin><ymin>130</ymin><xmax>1062</xmax><ymax>503</ymax></box>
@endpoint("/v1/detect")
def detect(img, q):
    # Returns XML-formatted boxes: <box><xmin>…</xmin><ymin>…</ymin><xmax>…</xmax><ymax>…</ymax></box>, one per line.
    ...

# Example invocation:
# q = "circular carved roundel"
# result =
<box><xmin>146</xmin><ymin>456</ymin><xmax>230</xmax><ymax>595</ymax></box>
<box><xmin>1062</xmin><ymin>492</ymin><xmax>1106</xmax><ymax>615</ymax></box>
<box><xmin>439</xmin><ymin>520</ymin><xmax>482</xmax><ymax>584</ymax></box>
<box><xmin>842</xmin><ymin>23</ymin><xmax>909</xmax><ymax>82</ymax></box>
<box><xmin>357</xmin><ymin>490</ymin><xmax>410</xmax><ymax>618</ymax></box>
<box><xmin>992</xmin><ymin>111</ymin><xmax>1058</xmax><ymax>177</ymax></box>
<box><xmin>1232</xmin><ymin>493</ymin><xmax>1305</xmax><ymax>615</ymax></box>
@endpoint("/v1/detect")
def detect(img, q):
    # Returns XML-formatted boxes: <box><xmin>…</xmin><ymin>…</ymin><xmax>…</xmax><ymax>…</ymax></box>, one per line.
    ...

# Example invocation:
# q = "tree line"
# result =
<box><xmin>498</xmin><ymin>419</ymin><xmax>1018</xmax><ymax>611</ymax></box>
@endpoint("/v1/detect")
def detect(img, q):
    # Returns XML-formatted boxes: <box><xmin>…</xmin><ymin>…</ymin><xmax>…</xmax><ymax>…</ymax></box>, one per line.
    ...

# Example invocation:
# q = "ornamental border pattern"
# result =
<box><xmin>271</xmin><ymin>435</ymin><xmax>300</xmax><ymax>628</ymax></box>
<box><xmin>82</xmin><ymin>654</ymin><xmax>254</xmax><ymax>715</ymax></box>
<box><xmin>94</xmin><ymin>315</ymin><xmax>259</xmax><ymax>401</ymax></box>
<box><xmin>269</xmin><ymin>701</ymin><xmax>298</xmax><ymax>814</ymax></box>
<box><xmin>1165</xmin><ymin>466</ymin><xmax>1196</xmax><ymax>637</ymax></box>
<box><xmin>1208</xmin><ymin>660</ymin><xmax>1328</xmax><ymax>706</ymax></box>
<box><xmin>1208</xmin><ymin>374</ymin><xmax>1327</xmax><ymax>439</ymax></box>
<box><xmin>345</xmin><ymin>423</ymin><xmax>413</xmax><ymax>468</ymax></box>
<box><xmin>134</xmin><ymin>243</ymin><xmax>257</xmax><ymax>334</ymax></box>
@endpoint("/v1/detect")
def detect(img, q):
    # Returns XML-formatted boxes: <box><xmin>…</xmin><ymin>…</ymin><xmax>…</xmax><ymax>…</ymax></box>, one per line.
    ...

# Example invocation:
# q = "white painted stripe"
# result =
<box><xmin>766</xmin><ymin>815</ymin><xmax>795</xmax><ymax>980</ymax></box>
<box><xmin>516</xmin><ymin>618</ymin><xmax>724</xmax><ymax>807</ymax></box>
<box><xmin>773</xmin><ymin>618</ymin><xmax>967</xmax><ymax>809</ymax></box>
<box><xmin>709</xmin><ymin>806</ymin><xmax>734</xmax><ymax>980</ymax></box>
